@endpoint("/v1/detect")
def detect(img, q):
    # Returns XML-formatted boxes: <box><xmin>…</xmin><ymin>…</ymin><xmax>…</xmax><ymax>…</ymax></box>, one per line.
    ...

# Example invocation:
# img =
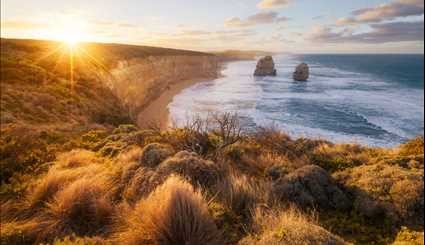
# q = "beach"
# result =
<box><xmin>136</xmin><ymin>78</ymin><xmax>208</xmax><ymax>129</ymax></box>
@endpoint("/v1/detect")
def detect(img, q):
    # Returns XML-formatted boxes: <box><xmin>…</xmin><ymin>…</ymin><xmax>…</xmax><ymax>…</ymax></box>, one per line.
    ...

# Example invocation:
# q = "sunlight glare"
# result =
<box><xmin>53</xmin><ymin>16</ymin><xmax>88</xmax><ymax>48</ymax></box>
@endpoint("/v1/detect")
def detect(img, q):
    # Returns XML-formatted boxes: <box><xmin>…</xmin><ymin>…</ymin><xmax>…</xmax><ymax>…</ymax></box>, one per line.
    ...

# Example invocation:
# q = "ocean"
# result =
<box><xmin>168</xmin><ymin>54</ymin><xmax>424</xmax><ymax>147</ymax></box>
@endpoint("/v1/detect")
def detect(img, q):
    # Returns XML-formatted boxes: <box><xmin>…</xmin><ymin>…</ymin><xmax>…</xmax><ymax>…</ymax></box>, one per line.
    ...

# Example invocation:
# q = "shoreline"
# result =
<box><xmin>137</xmin><ymin>63</ymin><xmax>227</xmax><ymax>130</ymax></box>
<box><xmin>137</xmin><ymin>77</ymin><xmax>212</xmax><ymax>130</ymax></box>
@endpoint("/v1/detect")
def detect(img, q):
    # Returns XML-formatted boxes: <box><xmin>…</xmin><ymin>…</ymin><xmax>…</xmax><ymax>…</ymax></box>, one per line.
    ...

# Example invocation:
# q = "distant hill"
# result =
<box><xmin>214</xmin><ymin>50</ymin><xmax>275</xmax><ymax>61</ymax></box>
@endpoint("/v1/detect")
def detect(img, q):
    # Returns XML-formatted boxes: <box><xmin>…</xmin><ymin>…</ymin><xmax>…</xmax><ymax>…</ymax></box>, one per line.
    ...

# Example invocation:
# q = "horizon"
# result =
<box><xmin>1</xmin><ymin>0</ymin><xmax>424</xmax><ymax>54</ymax></box>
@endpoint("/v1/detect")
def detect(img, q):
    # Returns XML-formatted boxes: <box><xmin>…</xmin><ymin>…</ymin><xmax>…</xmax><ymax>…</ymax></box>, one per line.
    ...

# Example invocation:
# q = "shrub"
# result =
<box><xmin>239</xmin><ymin>207</ymin><xmax>349</xmax><ymax>245</ymax></box>
<box><xmin>157</xmin><ymin>151</ymin><xmax>223</xmax><ymax>189</ymax></box>
<box><xmin>393</xmin><ymin>227</ymin><xmax>424</xmax><ymax>245</ymax></box>
<box><xmin>116</xmin><ymin>176</ymin><xmax>222</xmax><ymax>244</ymax></box>
<box><xmin>52</xmin><ymin>235</ymin><xmax>108</xmax><ymax>245</ymax></box>
<box><xmin>334</xmin><ymin>163</ymin><xmax>424</xmax><ymax>226</ymax></box>
<box><xmin>112</xmin><ymin>124</ymin><xmax>138</xmax><ymax>135</ymax></box>
<box><xmin>310</xmin><ymin>143</ymin><xmax>370</xmax><ymax>172</ymax></box>
<box><xmin>273</xmin><ymin>165</ymin><xmax>350</xmax><ymax>210</ymax></box>
<box><xmin>398</xmin><ymin>136</ymin><xmax>424</xmax><ymax>156</ymax></box>
<box><xmin>139</xmin><ymin>143</ymin><xmax>174</xmax><ymax>167</ymax></box>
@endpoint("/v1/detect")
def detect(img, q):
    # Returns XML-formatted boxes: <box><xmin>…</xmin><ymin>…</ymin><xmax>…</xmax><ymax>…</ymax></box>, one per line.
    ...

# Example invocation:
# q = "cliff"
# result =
<box><xmin>104</xmin><ymin>55</ymin><xmax>218</xmax><ymax>119</ymax></box>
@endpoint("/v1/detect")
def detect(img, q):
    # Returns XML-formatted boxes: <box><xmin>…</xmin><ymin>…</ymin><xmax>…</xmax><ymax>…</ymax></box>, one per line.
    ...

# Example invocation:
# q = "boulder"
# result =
<box><xmin>254</xmin><ymin>56</ymin><xmax>277</xmax><ymax>76</ymax></box>
<box><xmin>293</xmin><ymin>63</ymin><xmax>309</xmax><ymax>81</ymax></box>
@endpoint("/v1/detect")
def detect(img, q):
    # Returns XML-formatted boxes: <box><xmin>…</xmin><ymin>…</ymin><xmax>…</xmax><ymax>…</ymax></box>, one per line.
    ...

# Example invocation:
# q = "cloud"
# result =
<box><xmin>225</xmin><ymin>12</ymin><xmax>289</xmax><ymax>27</ymax></box>
<box><xmin>257</xmin><ymin>0</ymin><xmax>291</xmax><ymax>9</ymax></box>
<box><xmin>307</xmin><ymin>20</ymin><xmax>424</xmax><ymax>43</ymax></box>
<box><xmin>1</xmin><ymin>20</ymin><xmax>46</xmax><ymax>30</ymax></box>
<box><xmin>337</xmin><ymin>0</ymin><xmax>424</xmax><ymax>25</ymax></box>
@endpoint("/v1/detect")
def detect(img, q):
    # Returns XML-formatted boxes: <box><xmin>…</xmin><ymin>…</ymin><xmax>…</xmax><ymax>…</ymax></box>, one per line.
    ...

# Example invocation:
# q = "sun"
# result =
<box><xmin>52</xmin><ymin>16</ymin><xmax>88</xmax><ymax>48</ymax></box>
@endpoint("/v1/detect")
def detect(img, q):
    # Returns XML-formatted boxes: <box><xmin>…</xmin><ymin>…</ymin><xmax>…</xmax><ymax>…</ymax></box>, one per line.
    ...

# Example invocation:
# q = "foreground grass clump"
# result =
<box><xmin>239</xmin><ymin>207</ymin><xmax>349</xmax><ymax>245</ymax></box>
<box><xmin>116</xmin><ymin>176</ymin><xmax>222</xmax><ymax>244</ymax></box>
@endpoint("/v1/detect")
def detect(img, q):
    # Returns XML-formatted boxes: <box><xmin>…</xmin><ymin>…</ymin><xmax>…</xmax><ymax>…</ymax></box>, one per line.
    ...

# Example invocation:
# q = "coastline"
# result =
<box><xmin>136</xmin><ymin>77</ymin><xmax>210</xmax><ymax>129</ymax></box>
<box><xmin>137</xmin><ymin>63</ymin><xmax>227</xmax><ymax>130</ymax></box>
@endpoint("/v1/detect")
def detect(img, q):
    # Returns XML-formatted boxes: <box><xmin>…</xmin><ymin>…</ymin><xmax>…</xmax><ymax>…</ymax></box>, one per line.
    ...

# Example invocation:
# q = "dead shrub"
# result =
<box><xmin>116</xmin><ymin>176</ymin><xmax>222</xmax><ymax>245</ymax></box>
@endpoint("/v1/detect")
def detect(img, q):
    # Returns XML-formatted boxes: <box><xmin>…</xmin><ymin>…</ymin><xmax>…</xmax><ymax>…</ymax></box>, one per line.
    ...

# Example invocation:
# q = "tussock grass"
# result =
<box><xmin>116</xmin><ymin>176</ymin><xmax>222</xmax><ymax>244</ymax></box>
<box><xmin>239</xmin><ymin>206</ymin><xmax>349</xmax><ymax>245</ymax></box>
<box><xmin>41</xmin><ymin>178</ymin><xmax>115</xmax><ymax>238</ymax></box>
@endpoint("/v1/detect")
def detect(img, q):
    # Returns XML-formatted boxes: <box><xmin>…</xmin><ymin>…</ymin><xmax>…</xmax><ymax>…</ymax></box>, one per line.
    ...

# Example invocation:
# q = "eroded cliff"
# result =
<box><xmin>104</xmin><ymin>55</ymin><xmax>219</xmax><ymax>119</ymax></box>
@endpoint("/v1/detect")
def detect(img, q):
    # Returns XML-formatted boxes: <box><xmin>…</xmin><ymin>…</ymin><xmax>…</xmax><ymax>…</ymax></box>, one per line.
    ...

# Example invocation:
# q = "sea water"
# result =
<box><xmin>169</xmin><ymin>54</ymin><xmax>424</xmax><ymax>147</ymax></box>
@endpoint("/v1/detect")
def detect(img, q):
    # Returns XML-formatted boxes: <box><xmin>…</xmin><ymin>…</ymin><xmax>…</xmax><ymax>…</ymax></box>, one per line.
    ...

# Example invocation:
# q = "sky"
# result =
<box><xmin>1</xmin><ymin>0</ymin><xmax>424</xmax><ymax>53</ymax></box>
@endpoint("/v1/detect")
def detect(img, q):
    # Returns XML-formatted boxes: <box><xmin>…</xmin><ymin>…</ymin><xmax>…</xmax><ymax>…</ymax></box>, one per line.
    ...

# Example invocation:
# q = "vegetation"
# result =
<box><xmin>1</xmin><ymin>39</ymin><xmax>424</xmax><ymax>244</ymax></box>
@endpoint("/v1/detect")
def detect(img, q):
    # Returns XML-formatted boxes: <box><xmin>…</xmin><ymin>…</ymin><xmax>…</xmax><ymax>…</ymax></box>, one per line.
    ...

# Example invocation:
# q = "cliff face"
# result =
<box><xmin>104</xmin><ymin>55</ymin><xmax>218</xmax><ymax>118</ymax></box>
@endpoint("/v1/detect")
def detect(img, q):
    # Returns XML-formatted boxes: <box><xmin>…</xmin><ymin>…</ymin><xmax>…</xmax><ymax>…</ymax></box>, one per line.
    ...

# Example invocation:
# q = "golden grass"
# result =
<box><xmin>116</xmin><ymin>175</ymin><xmax>222</xmax><ymax>244</ymax></box>
<box><xmin>239</xmin><ymin>206</ymin><xmax>350</xmax><ymax>245</ymax></box>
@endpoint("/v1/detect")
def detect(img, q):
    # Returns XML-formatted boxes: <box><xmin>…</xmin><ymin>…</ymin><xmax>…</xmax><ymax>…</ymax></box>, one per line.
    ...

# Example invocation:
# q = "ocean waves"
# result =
<box><xmin>169</xmin><ymin>55</ymin><xmax>424</xmax><ymax>147</ymax></box>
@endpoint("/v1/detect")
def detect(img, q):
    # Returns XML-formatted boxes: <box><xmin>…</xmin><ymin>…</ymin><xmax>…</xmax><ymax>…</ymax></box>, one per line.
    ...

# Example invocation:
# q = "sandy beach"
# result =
<box><xmin>136</xmin><ymin>77</ymin><xmax>211</xmax><ymax>130</ymax></box>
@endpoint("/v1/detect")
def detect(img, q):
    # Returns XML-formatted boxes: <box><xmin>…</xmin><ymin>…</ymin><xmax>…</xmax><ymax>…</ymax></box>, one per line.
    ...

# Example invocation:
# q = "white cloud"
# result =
<box><xmin>257</xmin><ymin>0</ymin><xmax>291</xmax><ymax>9</ymax></box>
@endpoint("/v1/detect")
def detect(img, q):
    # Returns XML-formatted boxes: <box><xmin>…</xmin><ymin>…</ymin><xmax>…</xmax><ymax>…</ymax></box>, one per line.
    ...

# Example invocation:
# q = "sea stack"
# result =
<box><xmin>254</xmin><ymin>56</ymin><xmax>277</xmax><ymax>76</ymax></box>
<box><xmin>293</xmin><ymin>63</ymin><xmax>309</xmax><ymax>81</ymax></box>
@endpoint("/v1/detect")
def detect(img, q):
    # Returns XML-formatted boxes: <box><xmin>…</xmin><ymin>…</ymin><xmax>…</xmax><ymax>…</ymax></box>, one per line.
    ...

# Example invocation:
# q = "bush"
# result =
<box><xmin>239</xmin><ymin>207</ymin><xmax>349</xmax><ymax>245</ymax></box>
<box><xmin>116</xmin><ymin>176</ymin><xmax>222</xmax><ymax>244</ymax></box>
<box><xmin>334</xmin><ymin>163</ymin><xmax>424</xmax><ymax>226</ymax></box>
<box><xmin>157</xmin><ymin>151</ymin><xmax>223</xmax><ymax>189</ymax></box>
<box><xmin>398</xmin><ymin>136</ymin><xmax>424</xmax><ymax>156</ymax></box>
<box><xmin>273</xmin><ymin>165</ymin><xmax>350</xmax><ymax>210</ymax></box>
<box><xmin>393</xmin><ymin>227</ymin><xmax>424</xmax><ymax>245</ymax></box>
<box><xmin>139</xmin><ymin>143</ymin><xmax>174</xmax><ymax>167</ymax></box>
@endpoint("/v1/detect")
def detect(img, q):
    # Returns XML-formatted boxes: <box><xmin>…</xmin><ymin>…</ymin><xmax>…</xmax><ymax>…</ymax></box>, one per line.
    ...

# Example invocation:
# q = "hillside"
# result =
<box><xmin>0</xmin><ymin>38</ymin><xmax>217</xmax><ymax>183</ymax></box>
<box><xmin>0</xmin><ymin>39</ymin><xmax>424</xmax><ymax>245</ymax></box>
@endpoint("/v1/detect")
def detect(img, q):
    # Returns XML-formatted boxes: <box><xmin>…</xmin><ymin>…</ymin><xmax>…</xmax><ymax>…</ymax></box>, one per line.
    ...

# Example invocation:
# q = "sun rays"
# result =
<box><xmin>33</xmin><ymin>40</ymin><xmax>109</xmax><ymax>91</ymax></box>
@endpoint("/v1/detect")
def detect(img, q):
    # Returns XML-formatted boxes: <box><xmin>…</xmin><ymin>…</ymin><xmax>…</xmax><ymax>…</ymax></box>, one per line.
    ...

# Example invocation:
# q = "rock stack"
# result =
<box><xmin>293</xmin><ymin>63</ymin><xmax>309</xmax><ymax>81</ymax></box>
<box><xmin>254</xmin><ymin>56</ymin><xmax>277</xmax><ymax>76</ymax></box>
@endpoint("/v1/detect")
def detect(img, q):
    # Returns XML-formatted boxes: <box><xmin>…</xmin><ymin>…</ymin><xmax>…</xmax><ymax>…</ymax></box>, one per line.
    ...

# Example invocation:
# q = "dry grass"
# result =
<box><xmin>215</xmin><ymin>171</ymin><xmax>274</xmax><ymax>218</ymax></box>
<box><xmin>239</xmin><ymin>206</ymin><xmax>349</xmax><ymax>245</ymax></box>
<box><xmin>116</xmin><ymin>175</ymin><xmax>222</xmax><ymax>244</ymax></box>
<box><xmin>34</xmin><ymin>178</ymin><xmax>115</xmax><ymax>241</ymax></box>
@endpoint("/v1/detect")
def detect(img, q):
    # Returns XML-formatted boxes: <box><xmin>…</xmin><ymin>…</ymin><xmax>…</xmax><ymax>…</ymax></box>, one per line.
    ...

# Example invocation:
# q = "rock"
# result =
<box><xmin>254</xmin><ymin>56</ymin><xmax>277</xmax><ymax>76</ymax></box>
<box><xmin>273</xmin><ymin>165</ymin><xmax>350</xmax><ymax>210</ymax></box>
<box><xmin>293</xmin><ymin>63</ymin><xmax>309</xmax><ymax>81</ymax></box>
